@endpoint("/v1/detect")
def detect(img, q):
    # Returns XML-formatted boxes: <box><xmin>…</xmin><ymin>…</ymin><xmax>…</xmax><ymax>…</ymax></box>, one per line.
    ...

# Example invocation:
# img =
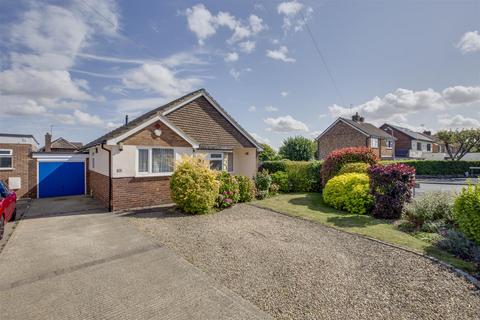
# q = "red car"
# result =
<box><xmin>0</xmin><ymin>180</ymin><xmax>16</xmax><ymax>240</ymax></box>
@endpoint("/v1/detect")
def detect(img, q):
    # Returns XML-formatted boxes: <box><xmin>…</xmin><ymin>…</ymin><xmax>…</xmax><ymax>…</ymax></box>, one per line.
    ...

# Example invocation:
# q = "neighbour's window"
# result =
<box><xmin>386</xmin><ymin>140</ymin><xmax>393</xmax><ymax>149</ymax></box>
<box><xmin>427</xmin><ymin>144</ymin><xmax>431</xmax><ymax>152</ymax></box>
<box><xmin>0</xmin><ymin>149</ymin><xmax>13</xmax><ymax>169</ymax></box>
<box><xmin>209</xmin><ymin>153</ymin><xmax>223</xmax><ymax>171</ymax></box>
<box><xmin>138</xmin><ymin>149</ymin><xmax>149</xmax><ymax>173</ymax></box>
<box><xmin>92</xmin><ymin>157</ymin><xmax>95</xmax><ymax>169</ymax></box>
<box><xmin>152</xmin><ymin>148</ymin><xmax>174</xmax><ymax>173</ymax></box>
<box><xmin>370</xmin><ymin>138</ymin><xmax>379</xmax><ymax>148</ymax></box>
<box><xmin>417</xmin><ymin>142</ymin><xmax>422</xmax><ymax>151</ymax></box>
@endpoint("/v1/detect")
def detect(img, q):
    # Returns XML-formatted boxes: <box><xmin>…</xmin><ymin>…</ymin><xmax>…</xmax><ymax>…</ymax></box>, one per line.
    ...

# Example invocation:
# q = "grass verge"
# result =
<box><xmin>253</xmin><ymin>192</ymin><xmax>476</xmax><ymax>273</ymax></box>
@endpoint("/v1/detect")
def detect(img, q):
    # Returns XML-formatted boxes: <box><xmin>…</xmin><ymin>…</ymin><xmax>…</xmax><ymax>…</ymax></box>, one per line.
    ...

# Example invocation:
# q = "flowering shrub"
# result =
<box><xmin>321</xmin><ymin>147</ymin><xmax>378</xmax><ymax>186</ymax></box>
<box><xmin>269</xmin><ymin>183</ymin><xmax>280</xmax><ymax>196</ymax></box>
<box><xmin>216</xmin><ymin>172</ymin><xmax>240</xmax><ymax>208</ymax></box>
<box><xmin>368</xmin><ymin>163</ymin><xmax>416</xmax><ymax>219</ymax></box>
<box><xmin>170</xmin><ymin>155</ymin><xmax>219</xmax><ymax>214</ymax></box>
<box><xmin>453</xmin><ymin>183</ymin><xmax>480</xmax><ymax>244</ymax></box>
<box><xmin>323</xmin><ymin>173</ymin><xmax>373</xmax><ymax>215</ymax></box>
<box><xmin>271</xmin><ymin>171</ymin><xmax>290</xmax><ymax>192</ymax></box>
<box><xmin>236</xmin><ymin>175</ymin><xmax>256</xmax><ymax>202</ymax></box>
<box><xmin>338</xmin><ymin>162</ymin><xmax>371</xmax><ymax>175</ymax></box>
<box><xmin>254</xmin><ymin>170</ymin><xmax>272</xmax><ymax>195</ymax></box>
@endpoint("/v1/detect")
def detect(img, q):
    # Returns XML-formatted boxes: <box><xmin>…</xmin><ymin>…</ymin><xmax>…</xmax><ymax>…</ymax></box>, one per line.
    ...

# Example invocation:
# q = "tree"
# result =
<box><xmin>279</xmin><ymin>136</ymin><xmax>315</xmax><ymax>161</ymax></box>
<box><xmin>258</xmin><ymin>143</ymin><xmax>279</xmax><ymax>162</ymax></box>
<box><xmin>436</xmin><ymin>129</ymin><xmax>480</xmax><ymax>160</ymax></box>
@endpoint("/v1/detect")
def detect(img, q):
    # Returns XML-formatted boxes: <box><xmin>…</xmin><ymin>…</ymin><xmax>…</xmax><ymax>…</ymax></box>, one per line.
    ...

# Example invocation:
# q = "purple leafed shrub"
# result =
<box><xmin>368</xmin><ymin>163</ymin><xmax>416</xmax><ymax>219</ymax></box>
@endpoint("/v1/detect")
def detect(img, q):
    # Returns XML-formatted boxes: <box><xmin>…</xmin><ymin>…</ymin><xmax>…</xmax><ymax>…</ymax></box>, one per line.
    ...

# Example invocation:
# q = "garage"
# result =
<box><xmin>33</xmin><ymin>153</ymin><xmax>88</xmax><ymax>198</ymax></box>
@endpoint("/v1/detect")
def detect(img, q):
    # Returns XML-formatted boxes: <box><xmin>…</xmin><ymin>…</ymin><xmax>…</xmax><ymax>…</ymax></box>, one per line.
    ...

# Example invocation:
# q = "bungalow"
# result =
<box><xmin>316</xmin><ymin>113</ymin><xmax>395</xmax><ymax>159</ymax></box>
<box><xmin>84</xmin><ymin>89</ymin><xmax>262</xmax><ymax>211</ymax></box>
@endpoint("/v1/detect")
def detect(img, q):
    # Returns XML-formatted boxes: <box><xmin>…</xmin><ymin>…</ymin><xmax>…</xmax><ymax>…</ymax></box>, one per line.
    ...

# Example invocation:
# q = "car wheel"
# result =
<box><xmin>11</xmin><ymin>208</ymin><xmax>16</xmax><ymax>222</ymax></box>
<box><xmin>0</xmin><ymin>215</ymin><xmax>4</xmax><ymax>240</ymax></box>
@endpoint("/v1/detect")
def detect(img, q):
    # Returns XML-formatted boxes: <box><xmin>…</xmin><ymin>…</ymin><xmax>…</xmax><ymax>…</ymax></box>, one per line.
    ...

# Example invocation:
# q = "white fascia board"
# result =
<box><xmin>106</xmin><ymin>115</ymin><xmax>199</xmax><ymax>148</ymax></box>
<box><xmin>162</xmin><ymin>92</ymin><xmax>263</xmax><ymax>150</ymax></box>
<box><xmin>32</xmin><ymin>153</ymin><xmax>88</xmax><ymax>162</ymax></box>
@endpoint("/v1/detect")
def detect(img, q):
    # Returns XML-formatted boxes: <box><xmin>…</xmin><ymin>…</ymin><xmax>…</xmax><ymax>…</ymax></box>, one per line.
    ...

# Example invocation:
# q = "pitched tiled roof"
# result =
<box><xmin>384</xmin><ymin>124</ymin><xmax>434</xmax><ymax>142</ymax></box>
<box><xmin>83</xmin><ymin>89</ymin><xmax>261</xmax><ymax>150</ymax></box>
<box><xmin>340</xmin><ymin>118</ymin><xmax>393</xmax><ymax>139</ymax></box>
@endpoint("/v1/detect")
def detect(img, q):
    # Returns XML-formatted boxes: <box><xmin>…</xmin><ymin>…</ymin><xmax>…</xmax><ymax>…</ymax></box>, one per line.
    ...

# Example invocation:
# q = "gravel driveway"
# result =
<box><xmin>125</xmin><ymin>204</ymin><xmax>480</xmax><ymax>320</ymax></box>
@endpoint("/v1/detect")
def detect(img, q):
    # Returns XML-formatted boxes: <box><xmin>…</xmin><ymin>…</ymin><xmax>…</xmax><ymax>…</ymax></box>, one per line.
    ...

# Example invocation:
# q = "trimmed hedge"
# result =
<box><xmin>259</xmin><ymin>160</ymin><xmax>322</xmax><ymax>192</ymax></box>
<box><xmin>381</xmin><ymin>160</ymin><xmax>480</xmax><ymax>176</ymax></box>
<box><xmin>454</xmin><ymin>183</ymin><xmax>480</xmax><ymax>244</ymax></box>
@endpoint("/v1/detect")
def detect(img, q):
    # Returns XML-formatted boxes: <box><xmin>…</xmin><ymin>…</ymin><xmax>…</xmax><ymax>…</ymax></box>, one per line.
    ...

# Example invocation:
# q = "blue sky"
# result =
<box><xmin>1</xmin><ymin>0</ymin><xmax>479</xmax><ymax>148</ymax></box>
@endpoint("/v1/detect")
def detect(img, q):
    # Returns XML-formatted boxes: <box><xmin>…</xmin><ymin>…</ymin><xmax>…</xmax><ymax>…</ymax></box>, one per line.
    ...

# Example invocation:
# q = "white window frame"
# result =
<box><xmin>386</xmin><ymin>140</ymin><xmax>393</xmax><ymax>150</ymax></box>
<box><xmin>136</xmin><ymin>147</ymin><xmax>175</xmax><ymax>177</ymax></box>
<box><xmin>208</xmin><ymin>152</ymin><xmax>224</xmax><ymax>171</ymax></box>
<box><xmin>370</xmin><ymin>138</ymin><xmax>379</xmax><ymax>148</ymax></box>
<box><xmin>0</xmin><ymin>149</ymin><xmax>13</xmax><ymax>170</ymax></box>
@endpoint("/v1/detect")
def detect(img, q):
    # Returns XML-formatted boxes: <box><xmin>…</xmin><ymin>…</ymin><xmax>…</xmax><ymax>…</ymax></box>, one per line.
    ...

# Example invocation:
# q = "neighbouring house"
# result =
<box><xmin>83</xmin><ymin>89</ymin><xmax>262</xmax><ymax>211</ymax></box>
<box><xmin>316</xmin><ymin>113</ymin><xmax>395</xmax><ymax>160</ymax></box>
<box><xmin>0</xmin><ymin>133</ymin><xmax>39</xmax><ymax>198</ymax></box>
<box><xmin>380</xmin><ymin>124</ymin><xmax>439</xmax><ymax>159</ymax></box>
<box><xmin>38</xmin><ymin>133</ymin><xmax>83</xmax><ymax>153</ymax></box>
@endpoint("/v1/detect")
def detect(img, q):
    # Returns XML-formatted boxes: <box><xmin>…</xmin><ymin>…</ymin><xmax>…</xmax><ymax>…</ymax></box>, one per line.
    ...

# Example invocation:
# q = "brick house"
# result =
<box><xmin>379</xmin><ymin>124</ymin><xmax>439</xmax><ymax>159</ymax></box>
<box><xmin>316</xmin><ymin>114</ymin><xmax>395</xmax><ymax>160</ymax></box>
<box><xmin>0</xmin><ymin>133</ymin><xmax>39</xmax><ymax>198</ymax></box>
<box><xmin>84</xmin><ymin>89</ymin><xmax>262</xmax><ymax>211</ymax></box>
<box><xmin>38</xmin><ymin>133</ymin><xmax>83</xmax><ymax>153</ymax></box>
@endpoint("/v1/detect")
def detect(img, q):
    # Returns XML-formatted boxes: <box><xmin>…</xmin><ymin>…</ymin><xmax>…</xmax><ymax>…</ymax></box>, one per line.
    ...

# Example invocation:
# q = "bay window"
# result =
<box><xmin>137</xmin><ymin>147</ymin><xmax>174</xmax><ymax>175</ymax></box>
<box><xmin>0</xmin><ymin>149</ymin><xmax>13</xmax><ymax>170</ymax></box>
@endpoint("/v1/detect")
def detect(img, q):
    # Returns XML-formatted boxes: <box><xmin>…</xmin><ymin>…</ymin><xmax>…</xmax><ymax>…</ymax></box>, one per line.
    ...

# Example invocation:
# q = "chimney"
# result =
<box><xmin>45</xmin><ymin>132</ymin><xmax>52</xmax><ymax>152</ymax></box>
<box><xmin>423</xmin><ymin>130</ymin><xmax>431</xmax><ymax>136</ymax></box>
<box><xmin>352</xmin><ymin>112</ymin><xmax>364</xmax><ymax>122</ymax></box>
<box><xmin>125</xmin><ymin>115</ymin><xmax>129</xmax><ymax>125</ymax></box>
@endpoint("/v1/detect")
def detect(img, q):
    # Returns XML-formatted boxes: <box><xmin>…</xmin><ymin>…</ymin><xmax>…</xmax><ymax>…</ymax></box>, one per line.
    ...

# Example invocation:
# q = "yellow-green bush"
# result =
<box><xmin>323</xmin><ymin>173</ymin><xmax>373</xmax><ymax>215</ymax></box>
<box><xmin>338</xmin><ymin>162</ymin><xmax>370</xmax><ymax>175</ymax></box>
<box><xmin>454</xmin><ymin>183</ymin><xmax>480</xmax><ymax>244</ymax></box>
<box><xmin>170</xmin><ymin>155</ymin><xmax>219</xmax><ymax>214</ymax></box>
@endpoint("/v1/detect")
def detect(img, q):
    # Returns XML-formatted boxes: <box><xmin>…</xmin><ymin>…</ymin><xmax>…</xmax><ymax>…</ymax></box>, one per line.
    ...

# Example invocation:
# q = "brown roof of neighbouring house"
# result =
<box><xmin>382</xmin><ymin>123</ymin><xmax>434</xmax><ymax>142</ymax></box>
<box><xmin>39</xmin><ymin>137</ymin><xmax>83</xmax><ymax>152</ymax></box>
<box><xmin>339</xmin><ymin>118</ymin><xmax>394</xmax><ymax>139</ymax></box>
<box><xmin>83</xmin><ymin>89</ymin><xmax>261</xmax><ymax>150</ymax></box>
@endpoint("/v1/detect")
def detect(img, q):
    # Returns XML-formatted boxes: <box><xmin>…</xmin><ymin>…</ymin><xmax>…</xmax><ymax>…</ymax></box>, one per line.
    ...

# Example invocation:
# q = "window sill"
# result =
<box><xmin>135</xmin><ymin>172</ymin><xmax>173</xmax><ymax>178</ymax></box>
<box><xmin>0</xmin><ymin>168</ymin><xmax>14</xmax><ymax>171</ymax></box>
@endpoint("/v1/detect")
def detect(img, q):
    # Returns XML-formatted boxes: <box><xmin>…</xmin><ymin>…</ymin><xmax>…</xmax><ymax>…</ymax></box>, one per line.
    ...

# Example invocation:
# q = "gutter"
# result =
<box><xmin>101</xmin><ymin>143</ymin><xmax>113</xmax><ymax>212</ymax></box>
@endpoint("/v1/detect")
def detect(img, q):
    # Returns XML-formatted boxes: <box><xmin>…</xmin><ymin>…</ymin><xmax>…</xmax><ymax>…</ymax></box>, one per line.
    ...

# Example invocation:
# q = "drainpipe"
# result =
<box><xmin>101</xmin><ymin>143</ymin><xmax>112</xmax><ymax>212</ymax></box>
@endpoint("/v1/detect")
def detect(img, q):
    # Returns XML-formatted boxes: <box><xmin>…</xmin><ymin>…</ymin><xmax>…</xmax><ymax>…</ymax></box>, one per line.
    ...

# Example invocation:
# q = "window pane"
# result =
<box><xmin>152</xmin><ymin>148</ymin><xmax>174</xmax><ymax>173</ymax></box>
<box><xmin>210</xmin><ymin>153</ymin><xmax>222</xmax><ymax>159</ymax></box>
<box><xmin>210</xmin><ymin>160</ymin><xmax>222</xmax><ymax>171</ymax></box>
<box><xmin>224</xmin><ymin>152</ymin><xmax>233</xmax><ymax>172</ymax></box>
<box><xmin>0</xmin><ymin>150</ymin><xmax>11</xmax><ymax>155</ymax></box>
<box><xmin>0</xmin><ymin>157</ymin><xmax>12</xmax><ymax>168</ymax></box>
<box><xmin>138</xmin><ymin>149</ymin><xmax>149</xmax><ymax>172</ymax></box>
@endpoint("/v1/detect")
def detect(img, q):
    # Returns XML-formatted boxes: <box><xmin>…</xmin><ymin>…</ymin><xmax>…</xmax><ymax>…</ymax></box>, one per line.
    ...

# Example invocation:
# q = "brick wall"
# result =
<box><xmin>122</xmin><ymin>121</ymin><xmax>191</xmax><ymax>147</ymax></box>
<box><xmin>112</xmin><ymin>176</ymin><xmax>172</xmax><ymax>211</ymax></box>
<box><xmin>0</xmin><ymin>143</ymin><xmax>35</xmax><ymax>198</ymax></box>
<box><xmin>89</xmin><ymin>170</ymin><xmax>110</xmax><ymax>208</ymax></box>
<box><xmin>318</xmin><ymin>122</ymin><xmax>368</xmax><ymax>159</ymax></box>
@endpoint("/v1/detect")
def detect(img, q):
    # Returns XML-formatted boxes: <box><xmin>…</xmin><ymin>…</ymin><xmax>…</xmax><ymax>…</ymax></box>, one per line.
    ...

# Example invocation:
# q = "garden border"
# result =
<box><xmin>249</xmin><ymin>203</ymin><xmax>480</xmax><ymax>290</ymax></box>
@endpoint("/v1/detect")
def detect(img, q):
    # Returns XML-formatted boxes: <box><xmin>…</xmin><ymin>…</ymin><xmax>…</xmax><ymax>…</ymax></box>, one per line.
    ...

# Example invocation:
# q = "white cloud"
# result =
<box><xmin>265</xmin><ymin>105</ymin><xmax>279</xmax><ymax>112</ymax></box>
<box><xmin>280</xmin><ymin>91</ymin><xmax>289</xmax><ymax>97</ymax></box>
<box><xmin>266</xmin><ymin>46</ymin><xmax>296</xmax><ymax>62</ymax></box>
<box><xmin>456</xmin><ymin>31</ymin><xmax>480</xmax><ymax>54</ymax></box>
<box><xmin>438</xmin><ymin>114</ymin><xmax>480</xmax><ymax>128</ymax></box>
<box><xmin>264</xmin><ymin>115</ymin><xmax>308</xmax><ymax>132</ymax></box>
<box><xmin>238</xmin><ymin>41</ymin><xmax>256</xmax><ymax>53</ymax></box>
<box><xmin>0</xmin><ymin>95</ymin><xmax>47</xmax><ymax>116</ymax></box>
<box><xmin>248</xmin><ymin>105</ymin><xmax>256</xmax><ymax>112</ymax></box>
<box><xmin>216</xmin><ymin>11</ymin><xmax>237</xmax><ymax>29</ymax></box>
<box><xmin>442</xmin><ymin>86</ymin><xmax>480</xmax><ymax>104</ymax></box>
<box><xmin>122</xmin><ymin>63</ymin><xmax>202</xmax><ymax>98</ymax></box>
<box><xmin>318</xmin><ymin>113</ymin><xmax>327</xmax><ymax>119</ymax></box>
<box><xmin>186</xmin><ymin>4</ymin><xmax>217</xmax><ymax>45</ymax></box>
<box><xmin>73</xmin><ymin>110</ymin><xmax>118</xmax><ymax>128</ymax></box>
<box><xmin>249</xmin><ymin>14</ymin><xmax>266</xmax><ymax>33</ymax></box>
<box><xmin>225</xmin><ymin>52</ymin><xmax>239</xmax><ymax>62</ymax></box>
<box><xmin>229</xmin><ymin>68</ymin><xmax>240</xmax><ymax>80</ymax></box>
<box><xmin>277</xmin><ymin>1</ymin><xmax>313</xmax><ymax>32</ymax></box>
<box><xmin>250</xmin><ymin>132</ymin><xmax>270</xmax><ymax>144</ymax></box>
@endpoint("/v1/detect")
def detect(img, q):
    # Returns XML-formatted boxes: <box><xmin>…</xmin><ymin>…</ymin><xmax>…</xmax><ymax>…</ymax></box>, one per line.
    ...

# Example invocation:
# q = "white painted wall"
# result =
<box><xmin>88</xmin><ymin>146</ymin><xmax>110</xmax><ymax>176</ymax></box>
<box><xmin>233</xmin><ymin>148</ymin><xmax>257</xmax><ymax>178</ymax></box>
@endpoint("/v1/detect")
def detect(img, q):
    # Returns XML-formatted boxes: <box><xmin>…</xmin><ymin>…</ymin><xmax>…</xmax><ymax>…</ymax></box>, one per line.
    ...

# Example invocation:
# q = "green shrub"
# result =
<box><xmin>403</xmin><ymin>191</ymin><xmax>454</xmax><ymax>227</ymax></box>
<box><xmin>260</xmin><ymin>160</ymin><xmax>322</xmax><ymax>192</ymax></box>
<box><xmin>269</xmin><ymin>183</ymin><xmax>280</xmax><ymax>196</ymax></box>
<box><xmin>170</xmin><ymin>155</ymin><xmax>220</xmax><ymax>214</ymax></box>
<box><xmin>271</xmin><ymin>171</ymin><xmax>290</xmax><ymax>192</ymax></box>
<box><xmin>381</xmin><ymin>160</ymin><xmax>480</xmax><ymax>176</ymax></box>
<box><xmin>216</xmin><ymin>172</ymin><xmax>240</xmax><ymax>208</ymax></box>
<box><xmin>437</xmin><ymin>229</ymin><xmax>480</xmax><ymax>264</ymax></box>
<box><xmin>323</xmin><ymin>173</ymin><xmax>373</xmax><ymax>215</ymax></box>
<box><xmin>259</xmin><ymin>160</ymin><xmax>288</xmax><ymax>173</ymax></box>
<box><xmin>256</xmin><ymin>190</ymin><xmax>269</xmax><ymax>200</ymax></box>
<box><xmin>236</xmin><ymin>175</ymin><xmax>256</xmax><ymax>202</ymax></box>
<box><xmin>414</xmin><ymin>232</ymin><xmax>443</xmax><ymax>244</ymax></box>
<box><xmin>254</xmin><ymin>169</ymin><xmax>272</xmax><ymax>195</ymax></box>
<box><xmin>454</xmin><ymin>183</ymin><xmax>480</xmax><ymax>244</ymax></box>
<box><xmin>279</xmin><ymin>136</ymin><xmax>315</xmax><ymax>161</ymax></box>
<box><xmin>338</xmin><ymin>162</ymin><xmax>370</xmax><ymax>175</ymax></box>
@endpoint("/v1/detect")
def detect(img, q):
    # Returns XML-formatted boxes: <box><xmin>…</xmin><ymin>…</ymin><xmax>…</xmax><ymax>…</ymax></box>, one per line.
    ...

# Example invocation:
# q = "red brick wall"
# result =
<box><xmin>318</xmin><ymin>122</ymin><xmax>368</xmax><ymax>159</ymax></box>
<box><xmin>112</xmin><ymin>176</ymin><xmax>172</xmax><ymax>211</ymax></box>
<box><xmin>0</xmin><ymin>143</ymin><xmax>36</xmax><ymax>198</ymax></box>
<box><xmin>122</xmin><ymin>121</ymin><xmax>191</xmax><ymax>147</ymax></box>
<box><xmin>89</xmin><ymin>170</ymin><xmax>110</xmax><ymax>208</ymax></box>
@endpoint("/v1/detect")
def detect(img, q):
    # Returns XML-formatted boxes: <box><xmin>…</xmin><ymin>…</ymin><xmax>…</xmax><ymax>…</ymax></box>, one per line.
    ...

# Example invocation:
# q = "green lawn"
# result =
<box><xmin>253</xmin><ymin>192</ymin><xmax>476</xmax><ymax>273</ymax></box>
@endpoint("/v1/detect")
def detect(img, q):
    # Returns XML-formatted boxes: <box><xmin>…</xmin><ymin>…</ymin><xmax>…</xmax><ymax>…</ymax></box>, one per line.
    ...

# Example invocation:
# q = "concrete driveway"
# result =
<box><xmin>0</xmin><ymin>196</ymin><xmax>271</xmax><ymax>320</ymax></box>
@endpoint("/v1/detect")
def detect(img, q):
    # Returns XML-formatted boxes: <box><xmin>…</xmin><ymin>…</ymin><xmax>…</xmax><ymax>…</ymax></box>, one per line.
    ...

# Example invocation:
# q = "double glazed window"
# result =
<box><xmin>426</xmin><ymin>144</ymin><xmax>431</xmax><ymax>152</ymax></box>
<box><xmin>370</xmin><ymin>138</ymin><xmax>379</xmax><ymax>148</ymax></box>
<box><xmin>138</xmin><ymin>148</ymin><xmax>174</xmax><ymax>175</ymax></box>
<box><xmin>0</xmin><ymin>149</ymin><xmax>13</xmax><ymax>169</ymax></box>
<box><xmin>386</xmin><ymin>140</ymin><xmax>393</xmax><ymax>149</ymax></box>
<box><xmin>208</xmin><ymin>152</ymin><xmax>233</xmax><ymax>172</ymax></box>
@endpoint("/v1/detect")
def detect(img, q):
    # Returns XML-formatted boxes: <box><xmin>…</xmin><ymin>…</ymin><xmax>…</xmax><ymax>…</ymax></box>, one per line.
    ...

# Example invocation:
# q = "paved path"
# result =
<box><xmin>0</xmin><ymin>196</ymin><xmax>271</xmax><ymax>320</ymax></box>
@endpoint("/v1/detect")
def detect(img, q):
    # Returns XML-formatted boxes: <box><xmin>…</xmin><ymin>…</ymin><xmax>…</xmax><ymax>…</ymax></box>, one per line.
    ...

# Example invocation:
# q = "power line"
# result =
<box><xmin>301</xmin><ymin>11</ymin><xmax>347</xmax><ymax>107</ymax></box>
